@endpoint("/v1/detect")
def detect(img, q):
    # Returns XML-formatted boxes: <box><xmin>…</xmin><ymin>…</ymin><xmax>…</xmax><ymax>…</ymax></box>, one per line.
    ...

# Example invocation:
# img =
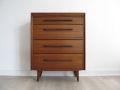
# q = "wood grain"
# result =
<box><xmin>33</xmin><ymin>25</ymin><xmax>83</xmax><ymax>39</ymax></box>
<box><xmin>32</xmin><ymin>54</ymin><xmax>84</xmax><ymax>70</ymax></box>
<box><xmin>33</xmin><ymin>17</ymin><xmax>84</xmax><ymax>25</ymax></box>
<box><xmin>31</xmin><ymin>13</ymin><xmax>85</xmax><ymax>81</ymax></box>
<box><xmin>31</xmin><ymin>13</ymin><xmax>85</xmax><ymax>17</ymax></box>
<box><xmin>33</xmin><ymin>40</ymin><xmax>83</xmax><ymax>53</ymax></box>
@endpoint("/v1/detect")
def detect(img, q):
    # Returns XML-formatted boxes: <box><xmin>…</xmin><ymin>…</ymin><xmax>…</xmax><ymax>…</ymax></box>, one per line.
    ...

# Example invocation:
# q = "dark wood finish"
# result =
<box><xmin>76</xmin><ymin>71</ymin><xmax>79</xmax><ymax>82</ymax></box>
<box><xmin>37</xmin><ymin>71</ymin><xmax>42</xmax><ymax>81</ymax></box>
<box><xmin>33</xmin><ymin>25</ymin><xmax>83</xmax><ymax>39</ymax></box>
<box><xmin>31</xmin><ymin>14</ymin><xmax>33</xmax><ymax>70</ymax></box>
<box><xmin>74</xmin><ymin>71</ymin><xmax>76</xmax><ymax>76</ymax></box>
<box><xmin>33</xmin><ymin>40</ymin><xmax>83</xmax><ymax>53</ymax></box>
<box><xmin>31</xmin><ymin>13</ymin><xmax>85</xmax><ymax>82</ymax></box>
<box><xmin>33</xmin><ymin>54</ymin><xmax>84</xmax><ymax>70</ymax></box>
<box><xmin>31</xmin><ymin>13</ymin><xmax>85</xmax><ymax>17</ymax></box>
<box><xmin>73</xmin><ymin>71</ymin><xmax>79</xmax><ymax>81</ymax></box>
<box><xmin>33</xmin><ymin>17</ymin><xmax>83</xmax><ymax>25</ymax></box>
<box><xmin>37</xmin><ymin>71</ymin><xmax>39</xmax><ymax>81</ymax></box>
<box><xmin>83</xmin><ymin>14</ymin><xmax>86</xmax><ymax>70</ymax></box>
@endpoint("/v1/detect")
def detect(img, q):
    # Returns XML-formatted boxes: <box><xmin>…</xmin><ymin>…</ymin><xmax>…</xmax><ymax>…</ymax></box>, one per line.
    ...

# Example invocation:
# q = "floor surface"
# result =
<box><xmin>0</xmin><ymin>76</ymin><xmax>120</xmax><ymax>90</ymax></box>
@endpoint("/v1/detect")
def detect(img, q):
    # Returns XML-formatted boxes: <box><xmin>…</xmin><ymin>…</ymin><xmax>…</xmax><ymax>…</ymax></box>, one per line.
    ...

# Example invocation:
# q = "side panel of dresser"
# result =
<box><xmin>31</xmin><ymin>15</ymin><xmax>33</xmax><ymax>70</ymax></box>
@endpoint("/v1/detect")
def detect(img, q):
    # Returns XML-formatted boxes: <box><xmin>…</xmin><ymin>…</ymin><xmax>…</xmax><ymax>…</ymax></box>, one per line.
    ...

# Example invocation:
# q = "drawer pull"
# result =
<box><xmin>43</xmin><ymin>20</ymin><xmax>73</xmax><ymax>22</ymax></box>
<box><xmin>43</xmin><ymin>59</ymin><xmax>72</xmax><ymax>62</ymax></box>
<box><xmin>43</xmin><ymin>45</ymin><xmax>73</xmax><ymax>48</ymax></box>
<box><xmin>43</xmin><ymin>28</ymin><xmax>73</xmax><ymax>31</ymax></box>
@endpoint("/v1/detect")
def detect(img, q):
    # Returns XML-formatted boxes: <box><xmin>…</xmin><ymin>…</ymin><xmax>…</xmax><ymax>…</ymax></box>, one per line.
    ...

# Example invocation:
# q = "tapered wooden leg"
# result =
<box><xmin>76</xmin><ymin>71</ymin><xmax>79</xmax><ymax>82</ymax></box>
<box><xmin>40</xmin><ymin>71</ymin><xmax>42</xmax><ymax>77</ymax></box>
<box><xmin>37</xmin><ymin>71</ymin><xmax>40</xmax><ymax>81</ymax></box>
<box><xmin>74</xmin><ymin>71</ymin><xmax>76</xmax><ymax>76</ymax></box>
<box><xmin>37</xmin><ymin>71</ymin><xmax>42</xmax><ymax>81</ymax></box>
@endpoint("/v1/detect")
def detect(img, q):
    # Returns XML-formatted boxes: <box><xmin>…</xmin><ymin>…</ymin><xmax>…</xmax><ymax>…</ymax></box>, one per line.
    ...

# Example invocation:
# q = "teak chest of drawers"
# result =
<box><xmin>31</xmin><ymin>13</ymin><xmax>85</xmax><ymax>81</ymax></box>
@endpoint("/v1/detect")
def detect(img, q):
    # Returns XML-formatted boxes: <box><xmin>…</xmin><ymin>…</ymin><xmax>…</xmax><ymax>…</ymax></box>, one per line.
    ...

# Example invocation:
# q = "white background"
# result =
<box><xmin>0</xmin><ymin>0</ymin><xmax>120</xmax><ymax>76</ymax></box>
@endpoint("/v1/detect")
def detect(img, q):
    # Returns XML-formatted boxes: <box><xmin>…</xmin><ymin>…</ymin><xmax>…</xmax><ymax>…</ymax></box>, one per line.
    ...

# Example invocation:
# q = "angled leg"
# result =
<box><xmin>40</xmin><ymin>71</ymin><xmax>42</xmax><ymax>77</ymax></box>
<box><xmin>73</xmin><ymin>71</ymin><xmax>76</xmax><ymax>77</ymax></box>
<box><xmin>76</xmin><ymin>71</ymin><xmax>79</xmax><ymax>82</ymax></box>
<box><xmin>37</xmin><ymin>71</ymin><xmax>42</xmax><ymax>81</ymax></box>
<box><xmin>37</xmin><ymin>71</ymin><xmax>40</xmax><ymax>81</ymax></box>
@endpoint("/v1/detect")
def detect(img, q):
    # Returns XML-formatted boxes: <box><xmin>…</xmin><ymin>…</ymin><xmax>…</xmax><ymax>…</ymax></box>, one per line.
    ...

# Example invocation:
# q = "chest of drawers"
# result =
<box><xmin>31</xmin><ymin>13</ymin><xmax>85</xmax><ymax>81</ymax></box>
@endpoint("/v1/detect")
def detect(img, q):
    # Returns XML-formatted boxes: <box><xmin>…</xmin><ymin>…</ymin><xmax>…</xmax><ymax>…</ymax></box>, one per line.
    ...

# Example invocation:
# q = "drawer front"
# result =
<box><xmin>33</xmin><ymin>17</ymin><xmax>84</xmax><ymax>25</ymax></box>
<box><xmin>33</xmin><ymin>25</ymin><xmax>83</xmax><ymax>39</ymax></box>
<box><xmin>33</xmin><ymin>40</ymin><xmax>83</xmax><ymax>53</ymax></box>
<box><xmin>32</xmin><ymin>54</ymin><xmax>84</xmax><ymax>70</ymax></box>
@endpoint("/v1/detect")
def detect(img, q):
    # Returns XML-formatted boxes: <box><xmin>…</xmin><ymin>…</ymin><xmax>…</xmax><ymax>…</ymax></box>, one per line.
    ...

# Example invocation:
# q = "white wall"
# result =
<box><xmin>0</xmin><ymin>0</ymin><xmax>120</xmax><ymax>76</ymax></box>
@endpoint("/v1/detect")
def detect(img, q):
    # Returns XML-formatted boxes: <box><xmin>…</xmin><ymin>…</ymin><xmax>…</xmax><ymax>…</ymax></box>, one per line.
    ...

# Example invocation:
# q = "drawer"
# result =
<box><xmin>33</xmin><ymin>17</ymin><xmax>84</xmax><ymax>25</ymax></box>
<box><xmin>33</xmin><ymin>25</ymin><xmax>83</xmax><ymax>39</ymax></box>
<box><xmin>32</xmin><ymin>54</ymin><xmax>84</xmax><ymax>70</ymax></box>
<box><xmin>33</xmin><ymin>40</ymin><xmax>83</xmax><ymax>53</ymax></box>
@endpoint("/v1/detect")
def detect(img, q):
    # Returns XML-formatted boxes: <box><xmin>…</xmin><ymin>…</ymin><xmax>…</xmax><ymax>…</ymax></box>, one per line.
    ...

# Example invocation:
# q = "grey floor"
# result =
<box><xmin>0</xmin><ymin>76</ymin><xmax>120</xmax><ymax>90</ymax></box>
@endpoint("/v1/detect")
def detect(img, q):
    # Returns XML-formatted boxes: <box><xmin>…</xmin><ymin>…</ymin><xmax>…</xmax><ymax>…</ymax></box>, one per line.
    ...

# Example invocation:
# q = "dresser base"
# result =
<box><xmin>37</xmin><ymin>71</ymin><xmax>79</xmax><ymax>82</ymax></box>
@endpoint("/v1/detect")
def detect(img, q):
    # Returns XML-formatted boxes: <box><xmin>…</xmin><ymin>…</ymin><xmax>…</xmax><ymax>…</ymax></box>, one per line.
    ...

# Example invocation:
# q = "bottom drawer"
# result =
<box><xmin>32</xmin><ymin>54</ymin><xmax>84</xmax><ymax>70</ymax></box>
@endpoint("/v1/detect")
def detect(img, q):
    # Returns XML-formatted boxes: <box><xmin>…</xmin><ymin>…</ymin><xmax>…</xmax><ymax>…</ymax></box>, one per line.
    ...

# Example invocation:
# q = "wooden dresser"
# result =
<box><xmin>31</xmin><ymin>13</ymin><xmax>85</xmax><ymax>81</ymax></box>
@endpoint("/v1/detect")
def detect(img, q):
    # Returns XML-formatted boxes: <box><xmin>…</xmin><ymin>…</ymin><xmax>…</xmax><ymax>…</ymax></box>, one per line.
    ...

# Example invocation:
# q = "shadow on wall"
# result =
<box><xmin>19</xmin><ymin>23</ymin><xmax>30</xmax><ymax>72</ymax></box>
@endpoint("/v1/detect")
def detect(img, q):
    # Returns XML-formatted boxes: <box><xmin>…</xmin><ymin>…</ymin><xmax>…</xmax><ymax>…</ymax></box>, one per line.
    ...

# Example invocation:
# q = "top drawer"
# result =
<box><xmin>33</xmin><ymin>17</ymin><xmax>84</xmax><ymax>25</ymax></box>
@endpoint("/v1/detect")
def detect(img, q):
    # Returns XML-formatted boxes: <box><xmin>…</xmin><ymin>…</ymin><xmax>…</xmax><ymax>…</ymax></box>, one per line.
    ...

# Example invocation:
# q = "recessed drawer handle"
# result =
<box><xmin>43</xmin><ymin>28</ymin><xmax>73</xmax><ymax>31</ymax></box>
<box><xmin>43</xmin><ymin>20</ymin><xmax>73</xmax><ymax>22</ymax></box>
<box><xmin>43</xmin><ymin>59</ymin><xmax>73</xmax><ymax>62</ymax></box>
<box><xmin>43</xmin><ymin>45</ymin><xmax>73</xmax><ymax>48</ymax></box>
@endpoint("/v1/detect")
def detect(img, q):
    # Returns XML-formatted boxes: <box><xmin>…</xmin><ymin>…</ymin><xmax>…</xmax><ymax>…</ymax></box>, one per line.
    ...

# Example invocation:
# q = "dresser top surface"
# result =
<box><xmin>31</xmin><ymin>13</ymin><xmax>85</xmax><ymax>17</ymax></box>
